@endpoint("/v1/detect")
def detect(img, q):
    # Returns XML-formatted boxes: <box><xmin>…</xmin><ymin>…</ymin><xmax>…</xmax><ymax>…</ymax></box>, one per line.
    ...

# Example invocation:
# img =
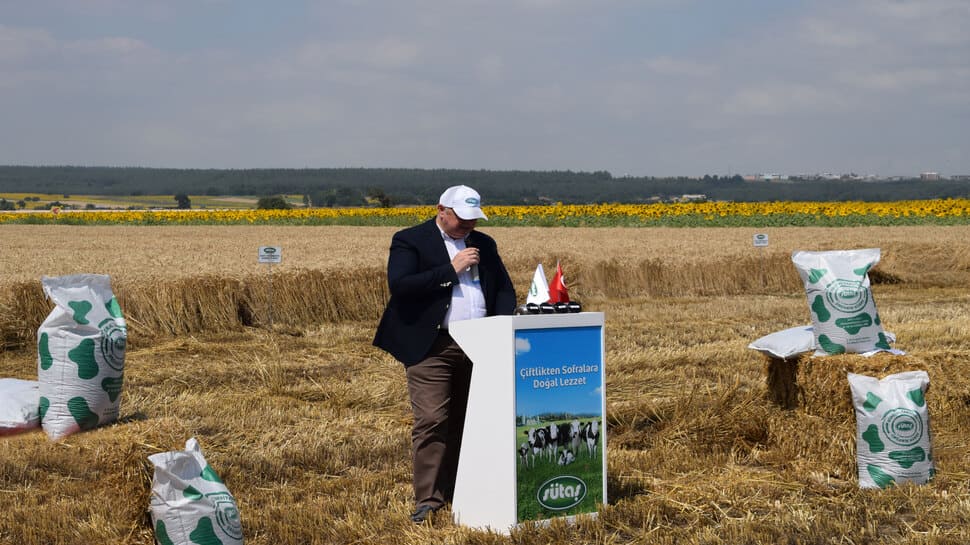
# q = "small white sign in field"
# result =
<box><xmin>258</xmin><ymin>246</ymin><xmax>282</xmax><ymax>264</ymax></box>
<box><xmin>753</xmin><ymin>233</ymin><xmax>769</xmax><ymax>247</ymax></box>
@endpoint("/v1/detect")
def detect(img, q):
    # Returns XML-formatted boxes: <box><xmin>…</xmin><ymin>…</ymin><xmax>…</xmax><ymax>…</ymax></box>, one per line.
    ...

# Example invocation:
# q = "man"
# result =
<box><xmin>373</xmin><ymin>185</ymin><xmax>517</xmax><ymax>524</ymax></box>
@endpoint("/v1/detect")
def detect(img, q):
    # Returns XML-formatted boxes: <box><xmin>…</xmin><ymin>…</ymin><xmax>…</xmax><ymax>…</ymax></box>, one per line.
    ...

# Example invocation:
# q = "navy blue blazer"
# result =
<box><xmin>373</xmin><ymin>218</ymin><xmax>517</xmax><ymax>365</ymax></box>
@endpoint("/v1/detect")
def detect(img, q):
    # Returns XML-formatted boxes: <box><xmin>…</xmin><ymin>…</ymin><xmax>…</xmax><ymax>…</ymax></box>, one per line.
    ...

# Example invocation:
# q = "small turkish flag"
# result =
<box><xmin>547</xmin><ymin>262</ymin><xmax>569</xmax><ymax>303</ymax></box>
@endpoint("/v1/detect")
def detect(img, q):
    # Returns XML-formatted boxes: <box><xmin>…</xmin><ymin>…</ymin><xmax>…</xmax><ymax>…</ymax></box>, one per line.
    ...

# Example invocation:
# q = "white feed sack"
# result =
<box><xmin>37</xmin><ymin>274</ymin><xmax>127</xmax><ymax>440</ymax></box>
<box><xmin>848</xmin><ymin>371</ymin><xmax>934</xmax><ymax>489</ymax></box>
<box><xmin>0</xmin><ymin>378</ymin><xmax>41</xmax><ymax>435</ymax></box>
<box><xmin>747</xmin><ymin>325</ymin><xmax>816</xmax><ymax>360</ymax></box>
<box><xmin>149</xmin><ymin>438</ymin><xmax>244</xmax><ymax>545</ymax></box>
<box><xmin>748</xmin><ymin>325</ymin><xmax>896</xmax><ymax>360</ymax></box>
<box><xmin>791</xmin><ymin>249</ymin><xmax>893</xmax><ymax>356</ymax></box>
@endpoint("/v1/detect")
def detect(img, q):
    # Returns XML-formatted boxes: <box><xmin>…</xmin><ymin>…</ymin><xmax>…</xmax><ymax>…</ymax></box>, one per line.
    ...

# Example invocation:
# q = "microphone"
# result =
<box><xmin>466</xmin><ymin>239</ymin><xmax>480</xmax><ymax>283</ymax></box>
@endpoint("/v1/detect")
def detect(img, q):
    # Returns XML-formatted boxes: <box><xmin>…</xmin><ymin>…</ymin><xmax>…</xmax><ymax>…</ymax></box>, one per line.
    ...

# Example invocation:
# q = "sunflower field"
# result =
<box><xmin>3</xmin><ymin>198</ymin><xmax>970</xmax><ymax>227</ymax></box>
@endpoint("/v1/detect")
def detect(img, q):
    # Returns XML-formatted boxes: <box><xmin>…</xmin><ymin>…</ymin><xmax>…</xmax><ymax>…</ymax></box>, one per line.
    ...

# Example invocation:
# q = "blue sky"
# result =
<box><xmin>1</xmin><ymin>1</ymin><xmax>967</xmax><ymax>177</ymax></box>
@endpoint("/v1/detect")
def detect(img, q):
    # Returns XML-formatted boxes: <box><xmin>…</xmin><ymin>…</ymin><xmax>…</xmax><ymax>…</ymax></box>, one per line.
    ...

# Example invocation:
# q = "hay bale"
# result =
<box><xmin>0</xmin><ymin>281</ymin><xmax>48</xmax><ymax>350</ymax></box>
<box><xmin>764</xmin><ymin>355</ymin><xmax>803</xmax><ymax>410</ymax></box>
<box><xmin>764</xmin><ymin>352</ymin><xmax>955</xmax><ymax>481</ymax></box>
<box><xmin>797</xmin><ymin>354</ymin><xmax>943</xmax><ymax>420</ymax></box>
<box><xmin>764</xmin><ymin>352</ymin><xmax>949</xmax><ymax>417</ymax></box>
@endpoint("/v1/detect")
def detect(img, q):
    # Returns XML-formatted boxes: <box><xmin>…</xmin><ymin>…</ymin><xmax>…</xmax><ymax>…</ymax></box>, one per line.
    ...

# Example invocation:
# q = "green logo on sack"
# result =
<box><xmin>105</xmin><ymin>297</ymin><xmax>123</xmax><ymax>318</ymax></box>
<box><xmin>154</xmin><ymin>520</ymin><xmax>175</xmax><ymax>545</ymax></box>
<box><xmin>825</xmin><ymin>279</ymin><xmax>868</xmax><ymax>313</ymax></box>
<box><xmin>183</xmin><ymin>486</ymin><xmax>203</xmax><ymax>501</ymax></box>
<box><xmin>817</xmin><ymin>334</ymin><xmax>845</xmax><ymax>355</ymax></box>
<box><xmin>39</xmin><ymin>332</ymin><xmax>53</xmax><ymax>370</ymax></box>
<box><xmin>201</xmin><ymin>464</ymin><xmax>224</xmax><ymax>484</ymax></box>
<box><xmin>536</xmin><ymin>476</ymin><xmax>586</xmax><ymax>511</ymax></box>
<box><xmin>862</xmin><ymin>424</ymin><xmax>884</xmax><ymax>453</ymax></box>
<box><xmin>811</xmin><ymin>295</ymin><xmax>831</xmax><ymax>322</ymax></box>
<box><xmin>101</xmin><ymin>376</ymin><xmax>124</xmax><ymax>402</ymax></box>
<box><xmin>881</xmin><ymin>408</ymin><xmax>923</xmax><ymax>447</ymax></box>
<box><xmin>835</xmin><ymin>313</ymin><xmax>872</xmax><ymax>335</ymax></box>
<box><xmin>189</xmin><ymin>517</ymin><xmax>221</xmax><ymax>545</ymax></box>
<box><xmin>67</xmin><ymin>396</ymin><xmax>100</xmax><ymax>431</ymax></box>
<box><xmin>907</xmin><ymin>388</ymin><xmax>925</xmax><ymax>407</ymax></box>
<box><xmin>98</xmin><ymin>318</ymin><xmax>127</xmax><ymax>371</ymax></box>
<box><xmin>68</xmin><ymin>339</ymin><xmax>99</xmax><ymax>380</ymax></box>
<box><xmin>889</xmin><ymin>446</ymin><xmax>926</xmax><ymax>469</ymax></box>
<box><xmin>808</xmin><ymin>268</ymin><xmax>827</xmax><ymax>284</ymax></box>
<box><xmin>867</xmin><ymin>464</ymin><xmax>895</xmax><ymax>489</ymax></box>
<box><xmin>207</xmin><ymin>491</ymin><xmax>243</xmax><ymax>540</ymax></box>
<box><xmin>68</xmin><ymin>300</ymin><xmax>93</xmax><ymax>324</ymax></box>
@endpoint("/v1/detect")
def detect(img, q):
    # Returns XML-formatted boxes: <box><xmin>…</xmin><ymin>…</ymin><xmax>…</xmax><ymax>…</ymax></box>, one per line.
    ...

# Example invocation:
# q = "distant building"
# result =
<box><xmin>744</xmin><ymin>173</ymin><xmax>789</xmax><ymax>181</ymax></box>
<box><xmin>951</xmin><ymin>175</ymin><xmax>970</xmax><ymax>181</ymax></box>
<box><xmin>677</xmin><ymin>194</ymin><xmax>708</xmax><ymax>202</ymax></box>
<box><xmin>921</xmin><ymin>172</ymin><xmax>941</xmax><ymax>181</ymax></box>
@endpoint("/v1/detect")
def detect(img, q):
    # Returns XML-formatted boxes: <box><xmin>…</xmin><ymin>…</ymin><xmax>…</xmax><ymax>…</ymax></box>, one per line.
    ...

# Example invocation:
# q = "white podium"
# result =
<box><xmin>450</xmin><ymin>312</ymin><xmax>606</xmax><ymax>533</ymax></box>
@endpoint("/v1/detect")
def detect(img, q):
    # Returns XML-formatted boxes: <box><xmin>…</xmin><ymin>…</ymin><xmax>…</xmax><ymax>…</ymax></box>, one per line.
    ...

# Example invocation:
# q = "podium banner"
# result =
<box><xmin>514</xmin><ymin>324</ymin><xmax>604</xmax><ymax>522</ymax></box>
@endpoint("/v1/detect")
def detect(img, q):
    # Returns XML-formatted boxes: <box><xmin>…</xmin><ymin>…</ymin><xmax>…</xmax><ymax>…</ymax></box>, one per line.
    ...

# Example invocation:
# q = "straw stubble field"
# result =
<box><xmin>1</xmin><ymin>224</ymin><xmax>970</xmax><ymax>544</ymax></box>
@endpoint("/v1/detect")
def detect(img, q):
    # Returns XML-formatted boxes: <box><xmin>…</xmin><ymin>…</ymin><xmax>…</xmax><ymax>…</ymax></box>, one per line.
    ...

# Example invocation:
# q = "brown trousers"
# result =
<box><xmin>405</xmin><ymin>332</ymin><xmax>473</xmax><ymax>510</ymax></box>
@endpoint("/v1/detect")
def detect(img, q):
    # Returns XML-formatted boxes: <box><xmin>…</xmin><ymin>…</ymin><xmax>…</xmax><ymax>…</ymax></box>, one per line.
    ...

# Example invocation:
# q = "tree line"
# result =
<box><xmin>1</xmin><ymin>166</ymin><xmax>968</xmax><ymax>206</ymax></box>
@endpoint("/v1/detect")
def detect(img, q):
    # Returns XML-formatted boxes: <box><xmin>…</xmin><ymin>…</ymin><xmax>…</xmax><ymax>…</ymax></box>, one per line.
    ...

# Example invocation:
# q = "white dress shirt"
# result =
<box><xmin>438</xmin><ymin>228</ymin><xmax>487</xmax><ymax>329</ymax></box>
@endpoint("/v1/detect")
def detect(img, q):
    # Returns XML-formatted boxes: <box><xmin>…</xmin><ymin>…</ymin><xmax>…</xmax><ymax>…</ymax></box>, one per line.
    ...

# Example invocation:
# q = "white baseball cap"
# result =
<box><xmin>439</xmin><ymin>185</ymin><xmax>488</xmax><ymax>220</ymax></box>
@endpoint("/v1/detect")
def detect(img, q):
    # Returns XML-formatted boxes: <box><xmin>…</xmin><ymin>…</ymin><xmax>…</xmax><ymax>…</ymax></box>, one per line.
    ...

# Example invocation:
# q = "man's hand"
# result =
<box><xmin>451</xmin><ymin>247</ymin><xmax>480</xmax><ymax>273</ymax></box>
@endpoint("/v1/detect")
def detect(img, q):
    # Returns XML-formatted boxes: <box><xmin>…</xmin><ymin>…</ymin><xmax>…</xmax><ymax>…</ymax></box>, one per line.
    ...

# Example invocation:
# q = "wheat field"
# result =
<box><xmin>1</xmin><ymin>224</ymin><xmax>970</xmax><ymax>544</ymax></box>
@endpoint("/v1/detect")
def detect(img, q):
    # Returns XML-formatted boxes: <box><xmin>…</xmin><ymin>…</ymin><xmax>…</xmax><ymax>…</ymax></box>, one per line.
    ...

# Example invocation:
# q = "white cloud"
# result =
<box><xmin>600</xmin><ymin>81</ymin><xmax>657</xmax><ymax>119</ymax></box>
<box><xmin>517</xmin><ymin>84</ymin><xmax>574</xmax><ymax>115</ymax></box>
<box><xmin>722</xmin><ymin>83</ymin><xmax>850</xmax><ymax>117</ymax></box>
<box><xmin>642</xmin><ymin>56</ymin><xmax>716</xmax><ymax>78</ymax></box>
<box><xmin>0</xmin><ymin>25</ymin><xmax>57</xmax><ymax>64</ymax></box>
<box><xmin>239</xmin><ymin>98</ymin><xmax>341</xmax><ymax>131</ymax></box>
<box><xmin>859</xmin><ymin>0</ymin><xmax>970</xmax><ymax>45</ymax></box>
<box><xmin>367</xmin><ymin>37</ymin><xmax>421</xmax><ymax>69</ymax></box>
<box><xmin>294</xmin><ymin>37</ymin><xmax>420</xmax><ymax>71</ymax></box>
<box><xmin>515</xmin><ymin>337</ymin><xmax>531</xmax><ymax>355</ymax></box>
<box><xmin>868</xmin><ymin>0</ymin><xmax>970</xmax><ymax>21</ymax></box>
<box><xmin>476</xmin><ymin>54</ymin><xmax>504</xmax><ymax>84</ymax></box>
<box><xmin>839</xmin><ymin>67</ymin><xmax>944</xmax><ymax>92</ymax></box>
<box><xmin>801</xmin><ymin>17</ymin><xmax>876</xmax><ymax>48</ymax></box>
<box><xmin>65</xmin><ymin>36</ymin><xmax>151</xmax><ymax>56</ymax></box>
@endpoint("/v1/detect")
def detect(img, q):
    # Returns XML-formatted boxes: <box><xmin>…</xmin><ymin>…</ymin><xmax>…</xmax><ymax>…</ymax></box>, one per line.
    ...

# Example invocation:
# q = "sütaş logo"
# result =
<box><xmin>882</xmin><ymin>408</ymin><xmax>923</xmax><ymax>447</ymax></box>
<box><xmin>98</xmin><ymin>317</ymin><xmax>127</xmax><ymax>371</ymax></box>
<box><xmin>536</xmin><ymin>475</ymin><xmax>586</xmax><ymax>511</ymax></box>
<box><xmin>207</xmin><ymin>491</ymin><xmax>243</xmax><ymax>540</ymax></box>
<box><xmin>464</xmin><ymin>197</ymin><xmax>480</xmax><ymax>206</ymax></box>
<box><xmin>824</xmin><ymin>278</ymin><xmax>868</xmax><ymax>313</ymax></box>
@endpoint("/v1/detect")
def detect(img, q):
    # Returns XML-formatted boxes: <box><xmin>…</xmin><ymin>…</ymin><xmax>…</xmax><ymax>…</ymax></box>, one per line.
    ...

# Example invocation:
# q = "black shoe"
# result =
<box><xmin>410</xmin><ymin>505</ymin><xmax>436</xmax><ymax>524</ymax></box>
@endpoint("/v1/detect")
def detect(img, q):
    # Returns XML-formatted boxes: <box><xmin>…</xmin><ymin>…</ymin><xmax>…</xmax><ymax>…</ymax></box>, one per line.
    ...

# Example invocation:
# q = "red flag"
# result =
<box><xmin>547</xmin><ymin>262</ymin><xmax>570</xmax><ymax>303</ymax></box>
